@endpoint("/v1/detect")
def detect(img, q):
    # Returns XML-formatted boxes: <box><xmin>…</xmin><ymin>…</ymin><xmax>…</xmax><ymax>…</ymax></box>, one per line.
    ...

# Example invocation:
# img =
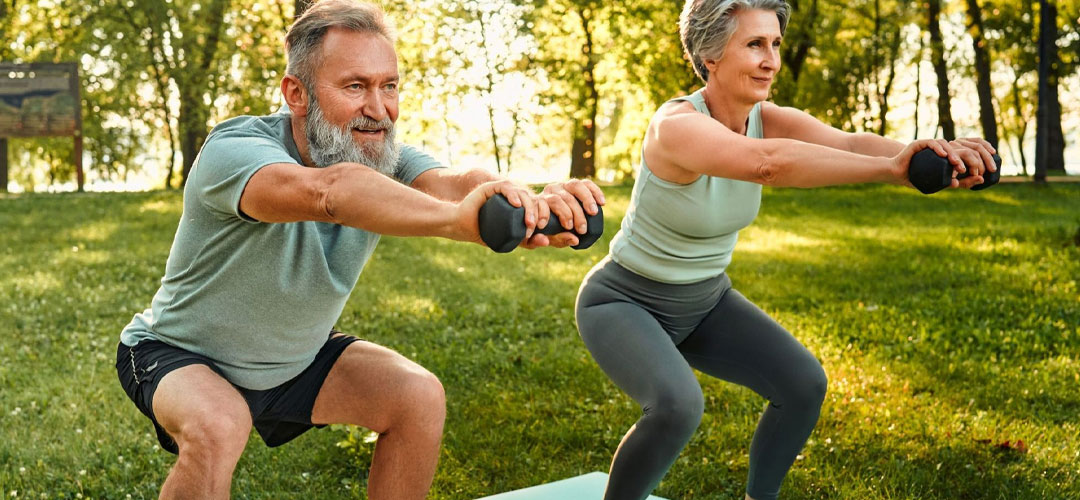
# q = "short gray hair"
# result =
<box><xmin>680</xmin><ymin>0</ymin><xmax>791</xmax><ymax>82</ymax></box>
<box><xmin>285</xmin><ymin>0</ymin><xmax>396</xmax><ymax>89</ymax></box>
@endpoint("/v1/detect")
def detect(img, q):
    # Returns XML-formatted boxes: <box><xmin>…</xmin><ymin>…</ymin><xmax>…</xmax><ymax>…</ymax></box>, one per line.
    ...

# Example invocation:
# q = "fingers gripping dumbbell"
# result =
<box><xmin>908</xmin><ymin>148</ymin><xmax>1002</xmax><ymax>195</ymax></box>
<box><xmin>478</xmin><ymin>194</ymin><xmax>604</xmax><ymax>253</ymax></box>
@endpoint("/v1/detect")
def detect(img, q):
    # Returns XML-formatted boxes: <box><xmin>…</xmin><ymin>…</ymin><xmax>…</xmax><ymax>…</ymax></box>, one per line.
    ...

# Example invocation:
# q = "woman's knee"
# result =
<box><xmin>648</xmin><ymin>387</ymin><xmax>705</xmax><ymax>437</ymax></box>
<box><xmin>785</xmin><ymin>361</ymin><xmax>828</xmax><ymax>411</ymax></box>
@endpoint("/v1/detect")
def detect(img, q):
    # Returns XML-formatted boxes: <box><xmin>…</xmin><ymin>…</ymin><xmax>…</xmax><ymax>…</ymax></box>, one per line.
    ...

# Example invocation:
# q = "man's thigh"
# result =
<box><xmin>310</xmin><ymin>340</ymin><xmax>442</xmax><ymax>431</ymax></box>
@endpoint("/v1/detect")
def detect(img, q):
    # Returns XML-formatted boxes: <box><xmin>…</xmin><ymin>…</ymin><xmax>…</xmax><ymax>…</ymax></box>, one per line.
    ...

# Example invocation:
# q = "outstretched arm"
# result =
<box><xmin>646</xmin><ymin>102</ymin><xmax>919</xmax><ymax>188</ymax></box>
<box><xmin>761</xmin><ymin>102</ymin><xmax>997</xmax><ymax>186</ymax></box>
<box><xmin>761</xmin><ymin>102</ymin><xmax>904</xmax><ymax>157</ymax></box>
<box><xmin>238</xmin><ymin>161</ymin><xmax>520</xmax><ymax>245</ymax></box>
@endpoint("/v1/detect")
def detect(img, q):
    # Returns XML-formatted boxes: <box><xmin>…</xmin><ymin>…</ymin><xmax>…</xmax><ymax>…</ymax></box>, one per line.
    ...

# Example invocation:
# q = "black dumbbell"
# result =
<box><xmin>909</xmin><ymin>148</ymin><xmax>1002</xmax><ymax>194</ymax></box>
<box><xmin>478</xmin><ymin>193</ymin><xmax>604</xmax><ymax>253</ymax></box>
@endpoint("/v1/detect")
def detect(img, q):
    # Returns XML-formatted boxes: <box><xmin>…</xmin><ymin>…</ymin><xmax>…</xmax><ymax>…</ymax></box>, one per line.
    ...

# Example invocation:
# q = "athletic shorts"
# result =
<box><xmin>115</xmin><ymin>332</ymin><xmax>359</xmax><ymax>454</ymax></box>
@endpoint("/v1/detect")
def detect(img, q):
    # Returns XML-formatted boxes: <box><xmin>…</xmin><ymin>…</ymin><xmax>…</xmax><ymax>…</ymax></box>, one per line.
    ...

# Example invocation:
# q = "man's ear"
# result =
<box><xmin>281</xmin><ymin>75</ymin><xmax>309</xmax><ymax>117</ymax></box>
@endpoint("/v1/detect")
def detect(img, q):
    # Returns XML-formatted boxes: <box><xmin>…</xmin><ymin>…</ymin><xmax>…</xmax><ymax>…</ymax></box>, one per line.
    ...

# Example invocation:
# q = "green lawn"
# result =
<box><xmin>1</xmin><ymin>183</ymin><xmax>1078</xmax><ymax>499</ymax></box>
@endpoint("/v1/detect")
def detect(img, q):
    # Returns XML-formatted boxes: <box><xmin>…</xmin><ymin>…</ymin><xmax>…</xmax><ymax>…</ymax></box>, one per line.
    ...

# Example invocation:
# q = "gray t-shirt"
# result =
<box><xmin>120</xmin><ymin>112</ymin><xmax>443</xmax><ymax>390</ymax></box>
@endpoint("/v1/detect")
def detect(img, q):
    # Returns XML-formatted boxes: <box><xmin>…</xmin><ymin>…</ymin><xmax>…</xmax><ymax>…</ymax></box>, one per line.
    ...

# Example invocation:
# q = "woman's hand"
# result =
<box><xmin>891</xmin><ymin>139</ymin><xmax>962</xmax><ymax>189</ymax></box>
<box><xmin>949</xmin><ymin>137</ymin><xmax>998</xmax><ymax>189</ymax></box>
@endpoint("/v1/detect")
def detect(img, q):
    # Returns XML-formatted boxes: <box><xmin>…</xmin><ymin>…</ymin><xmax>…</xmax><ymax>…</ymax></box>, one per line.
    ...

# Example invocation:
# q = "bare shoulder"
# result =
<box><xmin>644</xmin><ymin>100</ymin><xmax>705</xmax><ymax>185</ymax></box>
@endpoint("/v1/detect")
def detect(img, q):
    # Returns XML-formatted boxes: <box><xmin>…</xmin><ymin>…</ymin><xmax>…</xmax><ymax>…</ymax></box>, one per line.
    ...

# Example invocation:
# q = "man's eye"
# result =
<box><xmin>348</xmin><ymin>84</ymin><xmax>362</xmax><ymax>90</ymax></box>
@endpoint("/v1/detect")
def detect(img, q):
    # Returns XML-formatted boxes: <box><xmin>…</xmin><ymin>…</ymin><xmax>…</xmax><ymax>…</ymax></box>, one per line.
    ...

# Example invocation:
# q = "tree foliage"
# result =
<box><xmin>4</xmin><ymin>0</ymin><xmax>1077</xmax><ymax>190</ymax></box>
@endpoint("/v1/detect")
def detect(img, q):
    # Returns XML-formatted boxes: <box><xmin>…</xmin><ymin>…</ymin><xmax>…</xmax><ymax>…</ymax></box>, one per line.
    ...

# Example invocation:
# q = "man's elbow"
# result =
<box><xmin>319</xmin><ymin>164</ymin><xmax>351</xmax><ymax>224</ymax></box>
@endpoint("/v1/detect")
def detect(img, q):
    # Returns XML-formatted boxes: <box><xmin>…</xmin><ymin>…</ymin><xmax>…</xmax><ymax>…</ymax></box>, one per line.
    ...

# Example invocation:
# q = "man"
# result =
<box><xmin>115</xmin><ymin>1</ymin><xmax>604</xmax><ymax>498</ymax></box>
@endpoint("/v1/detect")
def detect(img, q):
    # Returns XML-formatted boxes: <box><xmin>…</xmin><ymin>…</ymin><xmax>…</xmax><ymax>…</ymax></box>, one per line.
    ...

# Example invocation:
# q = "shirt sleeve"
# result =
<box><xmin>189</xmin><ymin>119</ymin><xmax>299</xmax><ymax>222</ymax></box>
<box><xmin>394</xmin><ymin>144</ymin><xmax>446</xmax><ymax>185</ymax></box>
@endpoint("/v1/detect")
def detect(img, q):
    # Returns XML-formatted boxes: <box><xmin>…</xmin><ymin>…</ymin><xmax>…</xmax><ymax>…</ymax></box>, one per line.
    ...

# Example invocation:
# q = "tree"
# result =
<box><xmin>964</xmin><ymin>0</ymin><xmax>999</xmax><ymax>148</ymax></box>
<box><xmin>927</xmin><ymin>0</ymin><xmax>956</xmax><ymax>140</ymax></box>
<box><xmin>529</xmin><ymin>0</ymin><xmax>605</xmax><ymax>179</ymax></box>
<box><xmin>1035</xmin><ymin>0</ymin><xmax>1066</xmax><ymax>181</ymax></box>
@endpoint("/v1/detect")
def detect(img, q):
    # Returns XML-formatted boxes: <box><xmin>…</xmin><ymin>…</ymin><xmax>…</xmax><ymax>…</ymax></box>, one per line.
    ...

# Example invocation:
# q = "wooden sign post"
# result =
<box><xmin>0</xmin><ymin>62</ymin><xmax>83</xmax><ymax>192</ymax></box>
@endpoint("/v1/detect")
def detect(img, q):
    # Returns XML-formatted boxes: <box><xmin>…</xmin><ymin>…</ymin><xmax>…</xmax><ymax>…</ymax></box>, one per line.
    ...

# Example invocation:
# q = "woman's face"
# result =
<box><xmin>704</xmin><ymin>8</ymin><xmax>783</xmax><ymax>104</ymax></box>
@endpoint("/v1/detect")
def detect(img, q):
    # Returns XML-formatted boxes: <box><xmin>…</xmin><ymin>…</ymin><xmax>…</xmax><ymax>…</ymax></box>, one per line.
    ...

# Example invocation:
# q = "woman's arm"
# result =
<box><xmin>761</xmin><ymin>102</ymin><xmax>904</xmax><ymax>157</ymax></box>
<box><xmin>761</xmin><ymin>102</ymin><xmax>998</xmax><ymax>182</ymax></box>
<box><xmin>645</xmin><ymin>103</ymin><xmax>927</xmax><ymax>188</ymax></box>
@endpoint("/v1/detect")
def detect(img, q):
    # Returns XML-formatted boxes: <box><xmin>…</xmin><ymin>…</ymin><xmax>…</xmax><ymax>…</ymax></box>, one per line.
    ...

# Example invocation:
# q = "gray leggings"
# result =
<box><xmin>575</xmin><ymin>257</ymin><xmax>827</xmax><ymax>500</ymax></box>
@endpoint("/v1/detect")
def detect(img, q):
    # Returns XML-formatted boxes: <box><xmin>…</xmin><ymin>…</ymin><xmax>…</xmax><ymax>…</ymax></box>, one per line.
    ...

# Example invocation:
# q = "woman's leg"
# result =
<box><xmin>678</xmin><ymin>288</ymin><xmax>828</xmax><ymax>500</ymax></box>
<box><xmin>577</xmin><ymin>299</ymin><xmax>705</xmax><ymax>500</ymax></box>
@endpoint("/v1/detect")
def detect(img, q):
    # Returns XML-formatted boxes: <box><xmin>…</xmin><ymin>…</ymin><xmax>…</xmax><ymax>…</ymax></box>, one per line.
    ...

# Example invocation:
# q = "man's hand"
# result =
<box><xmin>525</xmin><ymin>179</ymin><xmax>606</xmax><ymax>249</ymax></box>
<box><xmin>452</xmin><ymin>180</ymin><xmax>539</xmax><ymax>246</ymax></box>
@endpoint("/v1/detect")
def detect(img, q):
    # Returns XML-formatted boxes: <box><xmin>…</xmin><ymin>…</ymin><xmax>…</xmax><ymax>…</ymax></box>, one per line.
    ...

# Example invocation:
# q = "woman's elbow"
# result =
<box><xmin>755</xmin><ymin>160</ymin><xmax>783</xmax><ymax>186</ymax></box>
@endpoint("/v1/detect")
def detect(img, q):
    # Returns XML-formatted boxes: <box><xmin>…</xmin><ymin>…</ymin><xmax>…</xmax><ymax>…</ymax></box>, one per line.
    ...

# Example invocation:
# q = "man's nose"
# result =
<box><xmin>362</xmin><ymin>89</ymin><xmax>388</xmax><ymax>122</ymax></box>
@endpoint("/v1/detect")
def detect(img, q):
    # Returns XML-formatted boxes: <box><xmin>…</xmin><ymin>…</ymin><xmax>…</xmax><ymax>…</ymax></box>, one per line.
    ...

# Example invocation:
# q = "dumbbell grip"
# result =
<box><xmin>478</xmin><ymin>194</ymin><xmax>604</xmax><ymax>253</ymax></box>
<box><xmin>908</xmin><ymin>149</ymin><xmax>1002</xmax><ymax>194</ymax></box>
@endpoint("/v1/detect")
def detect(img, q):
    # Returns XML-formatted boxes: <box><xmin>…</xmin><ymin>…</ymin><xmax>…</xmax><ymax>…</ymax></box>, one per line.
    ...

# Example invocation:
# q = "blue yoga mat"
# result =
<box><xmin>476</xmin><ymin>472</ymin><xmax>669</xmax><ymax>500</ymax></box>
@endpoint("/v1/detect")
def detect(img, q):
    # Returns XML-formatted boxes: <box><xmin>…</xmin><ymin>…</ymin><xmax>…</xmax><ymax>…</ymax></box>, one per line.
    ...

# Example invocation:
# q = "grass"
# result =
<box><xmin>0</xmin><ymin>182</ymin><xmax>1078</xmax><ymax>499</ymax></box>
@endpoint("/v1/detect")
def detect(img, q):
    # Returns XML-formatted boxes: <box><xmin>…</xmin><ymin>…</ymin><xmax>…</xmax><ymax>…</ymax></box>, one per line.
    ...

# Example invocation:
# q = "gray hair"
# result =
<box><xmin>285</xmin><ymin>0</ymin><xmax>396</xmax><ymax>89</ymax></box>
<box><xmin>680</xmin><ymin>0</ymin><xmax>791</xmax><ymax>82</ymax></box>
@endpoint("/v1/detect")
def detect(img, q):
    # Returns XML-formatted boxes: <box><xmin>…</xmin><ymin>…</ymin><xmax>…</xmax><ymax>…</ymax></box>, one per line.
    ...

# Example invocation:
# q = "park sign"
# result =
<box><xmin>0</xmin><ymin>62</ymin><xmax>79</xmax><ymax>137</ymax></box>
<box><xmin>0</xmin><ymin>62</ymin><xmax>84</xmax><ymax>191</ymax></box>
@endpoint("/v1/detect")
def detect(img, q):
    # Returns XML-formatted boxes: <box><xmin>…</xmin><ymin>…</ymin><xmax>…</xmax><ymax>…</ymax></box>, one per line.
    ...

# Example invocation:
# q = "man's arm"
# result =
<box><xmin>410</xmin><ymin>167</ymin><xmax>501</xmax><ymax>202</ymax></box>
<box><xmin>240</xmin><ymin>162</ymin><xmax>484</xmax><ymax>242</ymax></box>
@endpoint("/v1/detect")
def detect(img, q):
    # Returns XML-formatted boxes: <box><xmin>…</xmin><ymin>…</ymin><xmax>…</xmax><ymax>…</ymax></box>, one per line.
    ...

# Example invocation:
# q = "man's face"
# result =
<box><xmin>304</xmin><ymin>28</ymin><xmax>400</xmax><ymax>174</ymax></box>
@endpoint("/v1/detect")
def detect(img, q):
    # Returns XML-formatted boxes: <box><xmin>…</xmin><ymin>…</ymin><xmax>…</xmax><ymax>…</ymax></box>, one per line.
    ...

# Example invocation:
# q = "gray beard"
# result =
<box><xmin>304</xmin><ymin>95</ymin><xmax>400</xmax><ymax>177</ymax></box>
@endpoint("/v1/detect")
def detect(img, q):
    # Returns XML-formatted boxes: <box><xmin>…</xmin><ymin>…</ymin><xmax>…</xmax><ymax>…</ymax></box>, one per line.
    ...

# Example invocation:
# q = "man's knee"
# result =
<box><xmin>172</xmin><ymin>406</ymin><xmax>252</xmax><ymax>460</ymax></box>
<box><xmin>398</xmin><ymin>369</ymin><xmax>446</xmax><ymax>426</ymax></box>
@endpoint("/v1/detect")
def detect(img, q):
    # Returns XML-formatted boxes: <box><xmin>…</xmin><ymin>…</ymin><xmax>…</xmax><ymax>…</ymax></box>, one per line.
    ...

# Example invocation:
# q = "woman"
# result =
<box><xmin>574</xmin><ymin>1</ymin><xmax>997</xmax><ymax>499</ymax></box>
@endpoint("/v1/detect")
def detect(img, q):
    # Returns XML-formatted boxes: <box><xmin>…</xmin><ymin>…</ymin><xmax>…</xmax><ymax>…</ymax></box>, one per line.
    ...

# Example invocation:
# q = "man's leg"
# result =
<box><xmin>152</xmin><ymin>364</ymin><xmax>254</xmax><ymax>500</ymax></box>
<box><xmin>311</xmin><ymin>340</ymin><xmax>445</xmax><ymax>500</ymax></box>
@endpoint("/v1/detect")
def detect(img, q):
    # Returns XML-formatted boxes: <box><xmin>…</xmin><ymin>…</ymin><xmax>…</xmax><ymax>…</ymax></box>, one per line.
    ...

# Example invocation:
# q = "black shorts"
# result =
<box><xmin>116</xmin><ymin>332</ymin><xmax>360</xmax><ymax>454</ymax></box>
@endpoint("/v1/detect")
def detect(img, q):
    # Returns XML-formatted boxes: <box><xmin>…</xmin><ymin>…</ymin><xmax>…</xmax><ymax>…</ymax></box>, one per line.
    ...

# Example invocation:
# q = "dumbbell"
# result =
<box><xmin>909</xmin><ymin>148</ymin><xmax>1002</xmax><ymax>195</ymax></box>
<box><xmin>478</xmin><ymin>193</ymin><xmax>604</xmax><ymax>253</ymax></box>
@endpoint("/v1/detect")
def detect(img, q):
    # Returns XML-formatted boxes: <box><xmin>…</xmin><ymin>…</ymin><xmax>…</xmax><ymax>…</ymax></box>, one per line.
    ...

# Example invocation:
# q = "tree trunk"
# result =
<box><xmin>914</xmin><ymin>34</ymin><xmax>923</xmax><ymax>140</ymax></box>
<box><xmin>927</xmin><ymin>0</ymin><xmax>956</xmax><ymax>140</ymax></box>
<box><xmin>477</xmin><ymin>9</ymin><xmax>503</xmax><ymax>174</ymax></box>
<box><xmin>569</xmin><ymin>5</ymin><xmax>597</xmax><ymax>179</ymax></box>
<box><xmin>781</xmin><ymin>0</ymin><xmax>819</xmax><ymax>84</ymax></box>
<box><xmin>965</xmin><ymin>0</ymin><xmax>998</xmax><ymax>147</ymax></box>
<box><xmin>178</xmin><ymin>0</ymin><xmax>229</xmax><ymax>187</ymax></box>
<box><xmin>1035</xmin><ymin>0</ymin><xmax>1065</xmax><ymax>181</ymax></box>
<box><xmin>178</xmin><ymin>94</ymin><xmax>210</xmax><ymax>188</ymax></box>
<box><xmin>1011</xmin><ymin>72</ymin><xmax>1029</xmax><ymax>174</ymax></box>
